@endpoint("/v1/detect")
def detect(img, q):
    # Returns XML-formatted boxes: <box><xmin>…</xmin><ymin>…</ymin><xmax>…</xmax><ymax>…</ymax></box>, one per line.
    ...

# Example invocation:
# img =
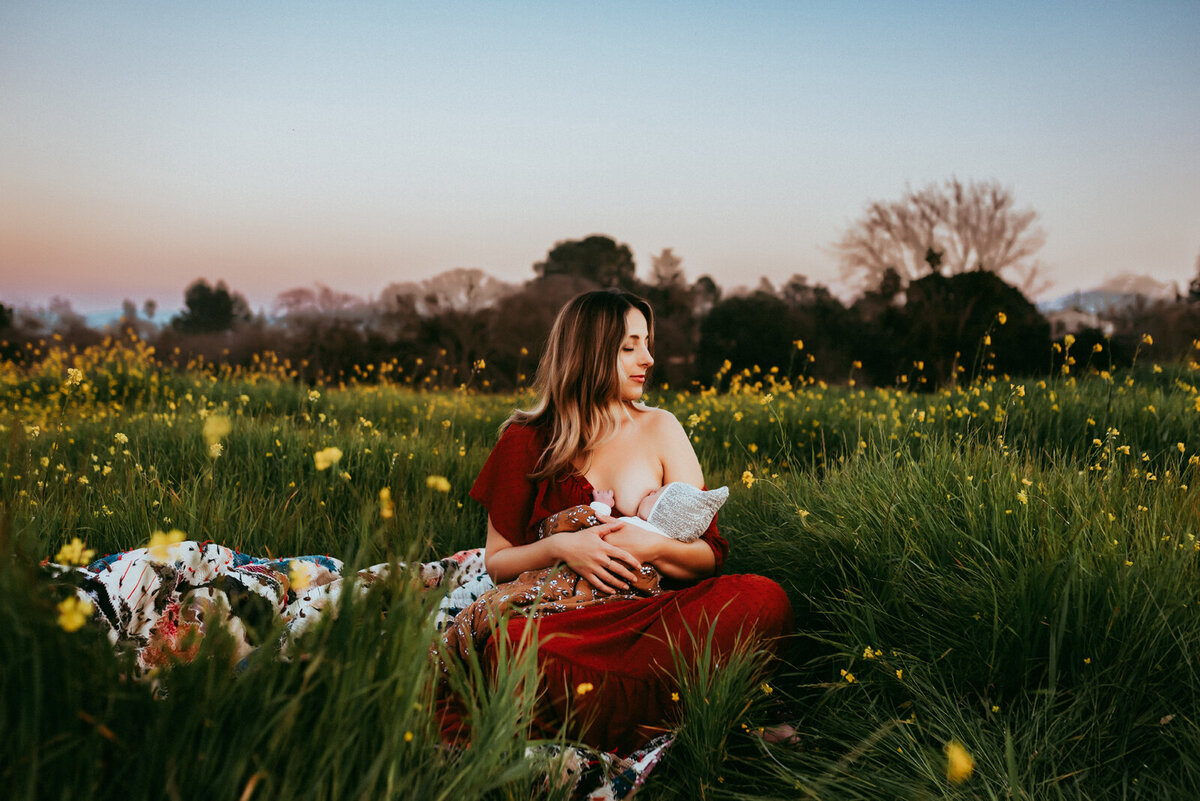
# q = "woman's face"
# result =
<box><xmin>617</xmin><ymin>308</ymin><xmax>654</xmax><ymax>402</ymax></box>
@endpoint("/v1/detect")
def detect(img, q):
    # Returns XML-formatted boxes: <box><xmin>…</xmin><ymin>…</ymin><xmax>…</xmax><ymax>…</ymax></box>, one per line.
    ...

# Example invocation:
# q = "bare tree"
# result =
<box><xmin>650</xmin><ymin>248</ymin><xmax>685</xmax><ymax>287</ymax></box>
<box><xmin>835</xmin><ymin>178</ymin><xmax>1049</xmax><ymax>297</ymax></box>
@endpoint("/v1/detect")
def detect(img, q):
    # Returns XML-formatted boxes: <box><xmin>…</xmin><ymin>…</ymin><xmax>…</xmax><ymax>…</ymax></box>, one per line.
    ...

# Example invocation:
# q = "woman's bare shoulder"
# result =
<box><xmin>635</xmin><ymin>407</ymin><xmax>703</xmax><ymax>483</ymax></box>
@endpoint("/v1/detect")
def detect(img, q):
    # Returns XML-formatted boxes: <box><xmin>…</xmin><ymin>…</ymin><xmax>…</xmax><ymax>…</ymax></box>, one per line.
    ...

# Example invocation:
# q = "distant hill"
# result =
<box><xmin>1038</xmin><ymin>273</ymin><xmax>1180</xmax><ymax>315</ymax></box>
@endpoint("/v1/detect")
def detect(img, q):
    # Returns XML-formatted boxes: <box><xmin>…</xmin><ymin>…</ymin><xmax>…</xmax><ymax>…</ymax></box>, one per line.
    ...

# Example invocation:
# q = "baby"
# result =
<box><xmin>535</xmin><ymin>481</ymin><xmax>728</xmax><ymax>546</ymax></box>
<box><xmin>442</xmin><ymin>482</ymin><xmax>730</xmax><ymax>660</ymax></box>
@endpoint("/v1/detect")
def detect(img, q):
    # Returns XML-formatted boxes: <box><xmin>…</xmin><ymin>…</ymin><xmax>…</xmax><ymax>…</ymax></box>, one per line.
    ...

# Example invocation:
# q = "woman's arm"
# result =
<box><xmin>484</xmin><ymin>516</ymin><xmax>643</xmax><ymax>593</ymax></box>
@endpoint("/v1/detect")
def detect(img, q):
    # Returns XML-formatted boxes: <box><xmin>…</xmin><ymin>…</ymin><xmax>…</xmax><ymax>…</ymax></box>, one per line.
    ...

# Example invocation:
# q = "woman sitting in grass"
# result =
<box><xmin>441</xmin><ymin>288</ymin><xmax>793</xmax><ymax>752</ymax></box>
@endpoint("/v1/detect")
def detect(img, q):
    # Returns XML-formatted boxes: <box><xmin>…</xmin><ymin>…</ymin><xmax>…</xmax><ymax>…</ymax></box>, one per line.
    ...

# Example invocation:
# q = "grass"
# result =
<box><xmin>2</xmin><ymin>338</ymin><xmax>1200</xmax><ymax>798</ymax></box>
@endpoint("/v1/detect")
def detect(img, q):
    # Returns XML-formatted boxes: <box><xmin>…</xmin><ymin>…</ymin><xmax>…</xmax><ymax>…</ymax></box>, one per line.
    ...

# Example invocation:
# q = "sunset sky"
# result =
<box><xmin>2</xmin><ymin>1</ymin><xmax>1198</xmax><ymax>315</ymax></box>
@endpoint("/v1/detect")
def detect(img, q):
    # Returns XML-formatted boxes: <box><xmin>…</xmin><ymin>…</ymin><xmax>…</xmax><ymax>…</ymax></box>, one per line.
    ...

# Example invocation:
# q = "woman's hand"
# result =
<box><xmin>600</xmin><ymin>525</ymin><xmax>664</xmax><ymax>565</ymax></box>
<box><xmin>551</xmin><ymin>519</ymin><xmax>642</xmax><ymax>594</ymax></box>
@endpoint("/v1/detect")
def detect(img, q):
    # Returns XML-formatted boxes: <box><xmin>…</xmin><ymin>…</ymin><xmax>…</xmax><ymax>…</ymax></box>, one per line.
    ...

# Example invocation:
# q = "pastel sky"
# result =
<box><xmin>2</xmin><ymin>0</ymin><xmax>1198</xmax><ymax>314</ymax></box>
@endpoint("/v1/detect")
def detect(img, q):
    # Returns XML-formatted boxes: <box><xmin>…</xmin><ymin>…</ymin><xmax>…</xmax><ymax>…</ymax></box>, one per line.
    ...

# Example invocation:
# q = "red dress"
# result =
<box><xmin>460</xmin><ymin>423</ymin><xmax>794</xmax><ymax>752</ymax></box>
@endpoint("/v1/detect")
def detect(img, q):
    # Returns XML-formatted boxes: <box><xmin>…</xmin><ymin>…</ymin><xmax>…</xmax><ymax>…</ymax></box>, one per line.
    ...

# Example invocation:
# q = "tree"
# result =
<box><xmin>533</xmin><ymin>235</ymin><xmax>636</xmax><ymax>290</ymax></box>
<box><xmin>650</xmin><ymin>248</ymin><xmax>685</xmax><ymax>287</ymax></box>
<box><xmin>172</xmin><ymin>279</ymin><xmax>251</xmax><ymax>334</ymax></box>
<box><xmin>1189</xmin><ymin>247</ymin><xmax>1200</xmax><ymax>303</ymax></box>
<box><xmin>835</xmin><ymin>178</ymin><xmax>1048</xmax><ymax>296</ymax></box>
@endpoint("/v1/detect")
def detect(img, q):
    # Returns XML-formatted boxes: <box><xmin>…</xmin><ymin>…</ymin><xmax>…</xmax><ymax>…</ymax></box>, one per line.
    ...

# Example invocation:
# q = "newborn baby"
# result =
<box><xmin>442</xmin><ymin>482</ymin><xmax>730</xmax><ymax>660</ymax></box>
<box><xmin>588</xmin><ymin>482</ymin><xmax>729</xmax><ymax>542</ymax></box>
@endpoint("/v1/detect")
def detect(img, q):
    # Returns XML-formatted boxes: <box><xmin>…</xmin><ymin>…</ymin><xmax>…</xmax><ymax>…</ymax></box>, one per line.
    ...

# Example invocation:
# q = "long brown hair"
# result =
<box><xmin>504</xmin><ymin>289</ymin><xmax>655</xmax><ymax>479</ymax></box>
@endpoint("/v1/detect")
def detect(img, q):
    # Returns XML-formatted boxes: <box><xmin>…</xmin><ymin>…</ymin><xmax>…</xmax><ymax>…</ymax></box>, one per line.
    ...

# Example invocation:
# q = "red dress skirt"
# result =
<box><xmin>454</xmin><ymin>423</ymin><xmax>794</xmax><ymax>752</ymax></box>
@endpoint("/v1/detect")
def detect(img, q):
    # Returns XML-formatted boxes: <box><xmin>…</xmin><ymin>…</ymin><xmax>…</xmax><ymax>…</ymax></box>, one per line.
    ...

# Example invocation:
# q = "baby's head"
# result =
<box><xmin>638</xmin><ymin>482</ymin><xmax>729</xmax><ymax>542</ymax></box>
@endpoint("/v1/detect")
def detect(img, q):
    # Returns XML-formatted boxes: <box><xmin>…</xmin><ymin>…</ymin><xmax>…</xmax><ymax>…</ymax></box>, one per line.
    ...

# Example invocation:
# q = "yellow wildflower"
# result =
<box><xmin>404</xmin><ymin>731</ymin><xmax>414</xmax><ymax>742</ymax></box>
<box><xmin>944</xmin><ymin>740</ymin><xmax>975</xmax><ymax>783</ymax></box>
<box><xmin>202</xmin><ymin>414</ymin><xmax>231</xmax><ymax>446</ymax></box>
<box><xmin>308</xmin><ymin>389</ymin><xmax>321</xmax><ymax>402</ymax></box>
<box><xmin>313</xmin><ymin>447</ymin><xmax>343</xmax><ymax>471</ymax></box>
<box><xmin>426</xmin><ymin>475</ymin><xmax>451</xmax><ymax>493</ymax></box>
<box><xmin>55</xmin><ymin>537</ymin><xmax>95</xmax><ymax>566</ymax></box>
<box><xmin>1141</xmin><ymin>333</ymin><xmax>1153</xmax><ymax>345</ymax></box>
<box><xmin>114</xmin><ymin>433</ymin><xmax>129</xmax><ymax>444</ymax></box>
<box><xmin>575</xmin><ymin>682</ymin><xmax>594</xmax><ymax>696</ymax></box>
<box><xmin>379</xmin><ymin>487</ymin><xmax>395</xmax><ymax>519</ymax></box>
<box><xmin>65</xmin><ymin>367</ymin><xmax>84</xmax><ymax>386</ymax></box>
<box><xmin>1092</xmin><ymin>342</ymin><xmax>1103</xmax><ymax>353</ymax></box>
<box><xmin>1064</xmin><ymin>334</ymin><xmax>1075</xmax><ymax>348</ymax></box>
<box><xmin>289</xmin><ymin>560</ymin><xmax>316</xmax><ymax>592</ymax></box>
<box><xmin>760</xmin><ymin>682</ymin><xmax>773</xmax><ymax>695</ymax></box>
<box><xmin>57</xmin><ymin>596</ymin><xmax>93</xmax><ymax>632</ymax></box>
<box><xmin>839</xmin><ymin>669</ymin><xmax>856</xmax><ymax>683</ymax></box>
<box><xmin>147</xmin><ymin>529</ymin><xmax>186</xmax><ymax>562</ymax></box>
<box><xmin>1017</xmin><ymin>490</ymin><xmax>1028</xmax><ymax>505</ymax></box>
<box><xmin>671</xmin><ymin>691</ymin><xmax>680</xmax><ymax>702</ymax></box>
<box><xmin>997</xmin><ymin>312</ymin><xmax>1007</xmax><ymax>325</ymax></box>
<box><xmin>895</xmin><ymin>669</ymin><xmax>903</xmax><ymax>680</ymax></box>
<box><xmin>741</xmin><ymin>470</ymin><xmax>755</xmax><ymax>489</ymax></box>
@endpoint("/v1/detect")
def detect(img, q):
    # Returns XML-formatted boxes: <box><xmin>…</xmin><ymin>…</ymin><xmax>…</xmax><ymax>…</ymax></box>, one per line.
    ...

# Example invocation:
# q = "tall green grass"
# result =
<box><xmin>3</xmin><ymin>343</ymin><xmax>1199</xmax><ymax>798</ymax></box>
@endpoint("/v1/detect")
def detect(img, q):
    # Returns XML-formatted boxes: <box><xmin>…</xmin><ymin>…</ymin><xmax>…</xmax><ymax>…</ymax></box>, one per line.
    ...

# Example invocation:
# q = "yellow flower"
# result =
<box><xmin>114</xmin><ymin>432</ymin><xmax>129</xmax><ymax>444</ymax></box>
<box><xmin>313</xmin><ymin>447</ymin><xmax>343</xmax><ymax>471</ymax></box>
<box><xmin>997</xmin><ymin>312</ymin><xmax>1008</xmax><ymax>325</ymax></box>
<box><xmin>944</xmin><ymin>740</ymin><xmax>975</xmax><ymax>783</ymax></box>
<box><xmin>308</xmin><ymin>389</ymin><xmax>321</xmax><ymax>402</ymax></box>
<box><xmin>65</xmin><ymin>367</ymin><xmax>85</xmax><ymax>386</ymax></box>
<box><xmin>741</xmin><ymin>470</ymin><xmax>755</xmax><ymax>489</ymax></box>
<box><xmin>426</xmin><ymin>475</ymin><xmax>451</xmax><ymax>493</ymax></box>
<box><xmin>202</xmin><ymin>414</ymin><xmax>231</xmax><ymax>446</ymax></box>
<box><xmin>208</xmin><ymin>442</ymin><xmax>224</xmax><ymax>459</ymax></box>
<box><xmin>379</xmin><ymin>487</ymin><xmax>395</xmax><ymax>519</ymax></box>
<box><xmin>983</xmin><ymin>335</ymin><xmax>991</xmax><ymax>346</ymax></box>
<box><xmin>686</xmin><ymin>413</ymin><xmax>701</xmax><ymax>428</ymax></box>
<box><xmin>54</xmin><ymin>537</ymin><xmax>95</xmax><ymax>566</ymax></box>
<box><xmin>671</xmin><ymin>691</ymin><xmax>680</xmax><ymax>702</ymax></box>
<box><xmin>895</xmin><ymin>669</ymin><xmax>903</xmax><ymax>680</ymax></box>
<box><xmin>1064</xmin><ymin>334</ymin><xmax>1075</xmax><ymax>348</ymax></box>
<box><xmin>1092</xmin><ymin>342</ymin><xmax>1103</xmax><ymax>353</ymax></box>
<box><xmin>575</xmin><ymin>682</ymin><xmax>594</xmax><ymax>696</ymax></box>
<box><xmin>147</xmin><ymin>529</ymin><xmax>186</xmax><ymax>562</ymax></box>
<box><xmin>1017</xmin><ymin>490</ymin><xmax>1028</xmax><ymax>505</ymax></box>
<box><xmin>289</xmin><ymin>560</ymin><xmax>316</xmax><ymax>591</ymax></box>
<box><xmin>839</xmin><ymin>669</ymin><xmax>856</xmax><ymax>683</ymax></box>
<box><xmin>748</xmin><ymin>443</ymin><xmax>758</xmax><ymax>453</ymax></box>
<box><xmin>404</xmin><ymin>731</ymin><xmax>414</xmax><ymax>742</ymax></box>
<box><xmin>794</xmin><ymin>339</ymin><xmax>804</xmax><ymax>350</ymax></box>
<box><xmin>1141</xmin><ymin>333</ymin><xmax>1153</xmax><ymax>345</ymax></box>
<box><xmin>57</xmin><ymin>596</ymin><xmax>93</xmax><ymax>632</ymax></box>
<box><xmin>760</xmin><ymin>682</ymin><xmax>773</xmax><ymax>695</ymax></box>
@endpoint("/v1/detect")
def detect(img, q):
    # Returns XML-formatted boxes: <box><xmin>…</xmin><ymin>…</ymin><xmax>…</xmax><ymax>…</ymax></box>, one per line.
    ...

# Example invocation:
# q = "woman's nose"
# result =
<box><xmin>641</xmin><ymin>347</ymin><xmax>654</xmax><ymax>367</ymax></box>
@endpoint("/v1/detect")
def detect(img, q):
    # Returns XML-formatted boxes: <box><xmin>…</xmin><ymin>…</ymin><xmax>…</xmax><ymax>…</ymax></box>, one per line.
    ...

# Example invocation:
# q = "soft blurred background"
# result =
<box><xmin>2</xmin><ymin>0</ymin><xmax>1197</xmax><ymax>381</ymax></box>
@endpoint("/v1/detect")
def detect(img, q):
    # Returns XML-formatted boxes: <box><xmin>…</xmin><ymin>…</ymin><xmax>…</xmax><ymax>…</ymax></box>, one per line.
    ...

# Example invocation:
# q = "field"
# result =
<box><xmin>3</xmin><ymin>336</ymin><xmax>1200</xmax><ymax>799</ymax></box>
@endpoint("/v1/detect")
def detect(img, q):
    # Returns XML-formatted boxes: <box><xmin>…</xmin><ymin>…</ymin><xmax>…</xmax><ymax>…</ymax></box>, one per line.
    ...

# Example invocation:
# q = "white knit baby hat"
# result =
<box><xmin>645</xmin><ymin>483</ymin><xmax>730</xmax><ymax>542</ymax></box>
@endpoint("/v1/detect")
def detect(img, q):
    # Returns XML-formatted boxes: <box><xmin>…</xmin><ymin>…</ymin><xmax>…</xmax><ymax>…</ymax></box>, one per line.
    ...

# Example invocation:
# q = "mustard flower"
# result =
<box><xmin>426</xmin><ymin>475</ymin><xmax>451</xmax><ymax>493</ymax></box>
<box><xmin>147</xmin><ymin>529</ymin><xmax>186</xmax><ymax>562</ymax></box>
<box><xmin>944</xmin><ymin>740</ymin><xmax>975</xmax><ymax>783</ymax></box>
<box><xmin>54</xmin><ymin>537</ymin><xmax>95</xmax><ymax>566</ymax></box>
<box><xmin>313</xmin><ymin>447</ymin><xmax>343</xmax><ymax>471</ymax></box>
<box><xmin>57</xmin><ymin>596</ymin><xmax>93</xmax><ymax>632</ymax></box>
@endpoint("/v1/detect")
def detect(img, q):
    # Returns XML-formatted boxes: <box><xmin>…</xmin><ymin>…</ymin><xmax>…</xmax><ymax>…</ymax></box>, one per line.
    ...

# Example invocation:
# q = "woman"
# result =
<box><xmin>458</xmin><ymin>289</ymin><xmax>793</xmax><ymax>752</ymax></box>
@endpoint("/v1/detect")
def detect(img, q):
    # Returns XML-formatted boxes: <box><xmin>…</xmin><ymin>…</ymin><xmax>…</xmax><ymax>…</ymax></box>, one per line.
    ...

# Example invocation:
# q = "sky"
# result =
<box><xmin>1</xmin><ymin>0</ymin><xmax>1198</xmax><ymax>316</ymax></box>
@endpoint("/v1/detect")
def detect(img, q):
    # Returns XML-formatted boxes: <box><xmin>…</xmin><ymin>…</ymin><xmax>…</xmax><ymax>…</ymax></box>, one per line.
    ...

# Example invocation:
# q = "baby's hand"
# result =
<box><xmin>593</xmin><ymin>488</ymin><xmax>615</xmax><ymax>507</ymax></box>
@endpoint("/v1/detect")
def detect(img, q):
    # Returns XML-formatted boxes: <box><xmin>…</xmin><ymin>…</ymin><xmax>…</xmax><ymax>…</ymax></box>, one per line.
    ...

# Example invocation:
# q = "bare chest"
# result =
<box><xmin>582</xmin><ymin>426</ymin><xmax>663</xmax><ymax>517</ymax></box>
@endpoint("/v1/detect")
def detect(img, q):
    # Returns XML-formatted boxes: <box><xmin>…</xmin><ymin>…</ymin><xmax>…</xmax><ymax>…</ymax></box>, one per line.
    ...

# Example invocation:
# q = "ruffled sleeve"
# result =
<box><xmin>469</xmin><ymin>423</ymin><xmax>545</xmax><ymax>545</ymax></box>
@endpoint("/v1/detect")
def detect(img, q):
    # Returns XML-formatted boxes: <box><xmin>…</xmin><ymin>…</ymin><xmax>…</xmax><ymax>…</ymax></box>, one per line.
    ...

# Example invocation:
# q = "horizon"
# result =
<box><xmin>2</xmin><ymin>2</ymin><xmax>1198</xmax><ymax>315</ymax></box>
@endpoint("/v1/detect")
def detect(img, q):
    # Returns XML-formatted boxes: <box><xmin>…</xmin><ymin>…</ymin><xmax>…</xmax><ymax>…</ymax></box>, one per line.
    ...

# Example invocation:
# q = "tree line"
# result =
<box><xmin>4</xmin><ymin>179</ymin><xmax>1198</xmax><ymax>388</ymax></box>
